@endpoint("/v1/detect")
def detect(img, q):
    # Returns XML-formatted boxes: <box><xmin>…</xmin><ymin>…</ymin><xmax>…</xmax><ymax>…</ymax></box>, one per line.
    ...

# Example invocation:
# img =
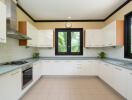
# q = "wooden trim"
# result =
<box><xmin>18</xmin><ymin>21</ymin><xmax>27</xmax><ymax>35</ymax></box>
<box><xmin>116</xmin><ymin>20</ymin><xmax>124</xmax><ymax>46</ymax></box>
<box><xmin>17</xmin><ymin>4</ymin><xmax>35</xmax><ymax>21</ymax></box>
<box><xmin>53</xmin><ymin>30</ymin><xmax>55</xmax><ymax>48</ymax></box>
<box><xmin>18</xmin><ymin>21</ymin><xmax>28</xmax><ymax>46</ymax></box>
<box><xmin>16</xmin><ymin>1</ymin><xmax>131</xmax><ymax>22</ymax></box>
<box><xmin>34</xmin><ymin>20</ymin><xmax>105</xmax><ymax>22</ymax></box>
<box><xmin>83</xmin><ymin>30</ymin><xmax>86</xmax><ymax>48</ymax></box>
<box><xmin>55</xmin><ymin>28</ymin><xmax>83</xmax><ymax>55</ymax></box>
<box><xmin>104</xmin><ymin>0</ymin><xmax>131</xmax><ymax>21</ymax></box>
<box><xmin>124</xmin><ymin>11</ymin><xmax>132</xmax><ymax>59</ymax></box>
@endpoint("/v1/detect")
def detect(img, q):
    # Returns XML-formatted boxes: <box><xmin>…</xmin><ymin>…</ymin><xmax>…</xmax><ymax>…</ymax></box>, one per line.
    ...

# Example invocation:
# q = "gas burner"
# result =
<box><xmin>3</xmin><ymin>61</ymin><xmax>28</xmax><ymax>65</ymax></box>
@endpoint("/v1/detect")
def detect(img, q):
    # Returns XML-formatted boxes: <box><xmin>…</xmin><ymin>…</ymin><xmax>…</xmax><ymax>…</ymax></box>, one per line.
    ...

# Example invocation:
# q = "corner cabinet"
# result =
<box><xmin>0</xmin><ymin>1</ymin><xmax>6</xmax><ymax>43</ymax></box>
<box><xmin>127</xmin><ymin>70</ymin><xmax>132</xmax><ymax>100</ymax></box>
<box><xmin>19</xmin><ymin>21</ymin><xmax>38</xmax><ymax>47</ymax></box>
<box><xmin>102</xmin><ymin>20</ymin><xmax>124</xmax><ymax>46</ymax></box>
<box><xmin>85</xmin><ymin>20</ymin><xmax>124</xmax><ymax>47</ymax></box>
<box><xmin>37</xmin><ymin>30</ymin><xmax>54</xmax><ymax>48</ymax></box>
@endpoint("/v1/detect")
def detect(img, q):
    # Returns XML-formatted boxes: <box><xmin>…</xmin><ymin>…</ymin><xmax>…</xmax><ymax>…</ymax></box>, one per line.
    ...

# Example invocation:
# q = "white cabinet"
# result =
<box><xmin>42</xmin><ymin>60</ymin><xmax>98</xmax><ymax>76</ymax></box>
<box><xmin>85</xmin><ymin>29</ymin><xmax>103</xmax><ymax>47</ymax></box>
<box><xmin>19</xmin><ymin>21</ymin><xmax>38</xmax><ymax>47</ymax></box>
<box><xmin>0</xmin><ymin>69</ymin><xmax>22</xmax><ymax>100</ymax></box>
<box><xmin>27</xmin><ymin>23</ymin><xmax>38</xmax><ymax>47</ymax></box>
<box><xmin>37</xmin><ymin>30</ymin><xmax>54</xmax><ymax>47</ymax></box>
<box><xmin>99</xmin><ymin>62</ymin><xmax>115</xmax><ymax>87</ymax></box>
<box><xmin>127</xmin><ymin>70</ymin><xmax>132</xmax><ymax>100</ymax></box>
<box><xmin>99</xmin><ymin>62</ymin><xmax>128</xmax><ymax>98</ymax></box>
<box><xmin>42</xmin><ymin>60</ymin><xmax>76</xmax><ymax>75</ymax></box>
<box><xmin>103</xmin><ymin>20</ymin><xmax>124</xmax><ymax>46</ymax></box>
<box><xmin>27</xmin><ymin>22</ymin><xmax>38</xmax><ymax>47</ymax></box>
<box><xmin>102</xmin><ymin>22</ymin><xmax>116</xmax><ymax>46</ymax></box>
<box><xmin>75</xmin><ymin>60</ymin><xmax>97</xmax><ymax>75</ymax></box>
<box><xmin>85</xmin><ymin>20</ymin><xmax>124</xmax><ymax>47</ymax></box>
<box><xmin>0</xmin><ymin>1</ymin><xmax>6</xmax><ymax>43</ymax></box>
<box><xmin>33</xmin><ymin>61</ymin><xmax>42</xmax><ymax>81</ymax></box>
<box><xmin>112</xmin><ymin>66</ymin><xmax>128</xmax><ymax>98</ymax></box>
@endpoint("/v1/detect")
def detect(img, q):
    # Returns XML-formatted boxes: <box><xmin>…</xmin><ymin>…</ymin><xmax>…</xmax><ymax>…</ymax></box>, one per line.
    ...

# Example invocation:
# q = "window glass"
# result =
<box><xmin>71</xmin><ymin>32</ymin><xmax>80</xmax><ymax>52</ymax></box>
<box><xmin>58</xmin><ymin>32</ymin><xmax>67</xmax><ymax>52</ymax></box>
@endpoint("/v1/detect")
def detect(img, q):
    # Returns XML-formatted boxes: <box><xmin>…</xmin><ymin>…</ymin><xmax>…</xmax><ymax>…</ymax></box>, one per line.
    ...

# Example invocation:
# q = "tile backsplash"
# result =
<box><xmin>0</xmin><ymin>38</ymin><xmax>35</xmax><ymax>63</ymax></box>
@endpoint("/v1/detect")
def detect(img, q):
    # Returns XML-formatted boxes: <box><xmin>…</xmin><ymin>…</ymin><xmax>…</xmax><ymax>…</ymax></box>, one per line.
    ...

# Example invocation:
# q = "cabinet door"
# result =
<box><xmin>85</xmin><ymin>30</ymin><xmax>102</xmax><ymax>47</ymax></box>
<box><xmin>27</xmin><ymin>22</ymin><xmax>38</xmax><ymax>47</ymax></box>
<box><xmin>38</xmin><ymin>30</ymin><xmax>54</xmax><ymax>47</ymax></box>
<box><xmin>33</xmin><ymin>61</ymin><xmax>42</xmax><ymax>81</ymax></box>
<box><xmin>71</xmin><ymin>60</ymin><xmax>96</xmax><ymax>75</ymax></box>
<box><xmin>0</xmin><ymin>69</ymin><xmax>21</xmax><ymax>100</ymax></box>
<box><xmin>127</xmin><ymin>71</ymin><xmax>132</xmax><ymax>100</ymax></box>
<box><xmin>103</xmin><ymin>21</ymin><xmax>116</xmax><ymax>46</ymax></box>
<box><xmin>99</xmin><ymin>62</ymin><xmax>115</xmax><ymax>87</ymax></box>
<box><xmin>113</xmin><ymin>66</ymin><xmax>128</xmax><ymax>98</ymax></box>
<box><xmin>0</xmin><ymin>1</ymin><xmax>6</xmax><ymax>43</ymax></box>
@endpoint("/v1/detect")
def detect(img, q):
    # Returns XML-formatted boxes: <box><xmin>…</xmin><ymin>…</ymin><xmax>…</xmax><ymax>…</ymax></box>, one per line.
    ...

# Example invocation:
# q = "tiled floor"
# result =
<box><xmin>21</xmin><ymin>77</ymin><xmax>125</xmax><ymax>100</ymax></box>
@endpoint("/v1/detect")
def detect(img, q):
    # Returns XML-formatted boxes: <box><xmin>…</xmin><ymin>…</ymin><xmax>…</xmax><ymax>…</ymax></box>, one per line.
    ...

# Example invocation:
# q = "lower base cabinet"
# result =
<box><xmin>0</xmin><ymin>60</ymin><xmax>131</xmax><ymax>100</ymax></box>
<box><xmin>127</xmin><ymin>71</ymin><xmax>132</xmax><ymax>100</ymax></box>
<box><xmin>112</xmin><ymin>66</ymin><xmax>128</xmax><ymax>98</ymax></box>
<box><xmin>0</xmin><ymin>69</ymin><xmax>21</xmax><ymax>100</ymax></box>
<box><xmin>99</xmin><ymin>62</ymin><xmax>128</xmax><ymax>99</ymax></box>
<box><xmin>33</xmin><ymin>61</ymin><xmax>42</xmax><ymax>81</ymax></box>
<box><xmin>42</xmin><ymin>60</ymin><xmax>98</xmax><ymax>75</ymax></box>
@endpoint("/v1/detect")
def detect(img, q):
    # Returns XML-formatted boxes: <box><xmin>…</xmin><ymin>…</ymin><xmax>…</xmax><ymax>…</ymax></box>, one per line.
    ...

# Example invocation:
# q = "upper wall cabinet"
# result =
<box><xmin>85</xmin><ymin>20</ymin><xmax>124</xmax><ymax>47</ymax></box>
<box><xmin>103</xmin><ymin>20</ymin><xmax>124</xmax><ymax>46</ymax></box>
<box><xmin>19</xmin><ymin>21</ymin><xmax>38</xmax><ymax>47</ymax></box>
<box><xmin>37</xmin><ymin>30</ymin><xmax>54</xmax><ymax>48</ymax></box>
<box><xmin>0</xmin><ymin>1</ymin><xmax>6</xmax><ymax>43</ymax></box>
<box><xmin>85</xmin><ymin>29</ymin><xmax>103</xmax><ymax>47</ymax></box>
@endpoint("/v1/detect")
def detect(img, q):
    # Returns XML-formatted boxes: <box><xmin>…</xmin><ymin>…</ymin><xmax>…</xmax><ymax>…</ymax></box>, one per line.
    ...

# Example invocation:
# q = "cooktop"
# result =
<box><xmin>3</xmin><ymin>61</ymin><xmax>28</xmax><ymax>65</ymax></box>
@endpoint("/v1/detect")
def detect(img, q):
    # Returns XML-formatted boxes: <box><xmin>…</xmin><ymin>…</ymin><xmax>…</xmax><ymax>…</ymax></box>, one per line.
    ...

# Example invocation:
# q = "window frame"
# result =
<box><xmin>124</xmin><ymin>11</ymin><xmax>132</xmax><ymax>59</ymax></box>
<box><xmin>55</xmin><ymin>28</ymin><xmax>83</xmax><ymax>56</ymax></box>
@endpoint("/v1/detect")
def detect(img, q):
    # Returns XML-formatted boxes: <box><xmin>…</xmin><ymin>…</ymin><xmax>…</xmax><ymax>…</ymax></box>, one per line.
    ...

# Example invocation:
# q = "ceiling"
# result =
<box><xmin>17</xmin><ymin>0</ymin><xmax>128</xmax><ymax>21</ymax></box>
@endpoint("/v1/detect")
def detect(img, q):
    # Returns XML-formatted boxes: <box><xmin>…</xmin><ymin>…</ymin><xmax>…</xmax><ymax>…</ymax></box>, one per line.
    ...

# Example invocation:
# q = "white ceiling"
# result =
<box><xmin>18</xmin><ymin>0</ymin><xmax>127</xmax><ymax>20</ymax></box>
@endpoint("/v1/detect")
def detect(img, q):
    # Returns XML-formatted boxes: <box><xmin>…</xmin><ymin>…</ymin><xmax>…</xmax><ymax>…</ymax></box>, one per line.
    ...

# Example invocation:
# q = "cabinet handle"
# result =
<box><xmin>11</xmin><ymin>71</ymin><xmax>19</xmax><ymax>76</ymax></box>
<box><xmin>115</xmin><ymin>67</ymin><xmax>122</xmax><ymax>71</ymax></box>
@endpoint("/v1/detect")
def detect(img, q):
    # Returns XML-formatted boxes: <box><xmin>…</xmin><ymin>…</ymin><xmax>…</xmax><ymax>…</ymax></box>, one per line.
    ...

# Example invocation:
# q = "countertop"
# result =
<box><xmin>0</xmin><ymin>57</ymin><xmax>132</xmax><ymax>76</ymax></box>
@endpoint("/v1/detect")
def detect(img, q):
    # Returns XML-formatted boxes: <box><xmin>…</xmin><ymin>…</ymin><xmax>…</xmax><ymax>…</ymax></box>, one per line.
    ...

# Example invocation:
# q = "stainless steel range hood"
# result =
<box><xmin>6</xmin><ymin>0</ymin><xmax>31</xmax><ymax>40</ymax></box>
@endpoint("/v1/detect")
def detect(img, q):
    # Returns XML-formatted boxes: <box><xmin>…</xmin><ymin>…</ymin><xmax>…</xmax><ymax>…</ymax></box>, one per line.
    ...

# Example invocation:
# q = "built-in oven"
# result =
<box><xmin>22</xmin><ymin>64</ymin><xmax>33</xmax><ymax>89</ymax></box>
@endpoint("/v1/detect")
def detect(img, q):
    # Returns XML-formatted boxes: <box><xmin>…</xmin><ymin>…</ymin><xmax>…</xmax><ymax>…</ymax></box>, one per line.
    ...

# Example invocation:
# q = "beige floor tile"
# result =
<box><xmin>21</xmin><ymin>77</ymin><xmax>125</xmax><ymax>100</ymax></box>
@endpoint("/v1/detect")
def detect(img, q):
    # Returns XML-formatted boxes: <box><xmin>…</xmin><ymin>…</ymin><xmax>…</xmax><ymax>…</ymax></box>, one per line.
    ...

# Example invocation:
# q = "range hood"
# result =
<box><xmin>6</xmin><ymin>0</ymin><xmax>31</xmax><ymax>40</ymax></box>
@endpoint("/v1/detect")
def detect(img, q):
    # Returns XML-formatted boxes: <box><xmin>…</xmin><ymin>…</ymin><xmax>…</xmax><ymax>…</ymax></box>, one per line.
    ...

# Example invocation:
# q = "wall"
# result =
<box><xmin>0</xmin><ymin>38</ymin><xmax>35</xmax><ymax>63</ymax></box>
<box><xmin>0</xmin><ymin>0</ymin><xmax>36</xmax><ymax>63</ymax></box>
<box><xmin>35</xmin><ymin>22</ymin><xmax>104</xmax><ymax>30</ymax></box>
<box><xmin>36</xmin><ymin>22</ymin><xmax>104</xmax><ymax>57</ymax></box>
<box><xmin>34</xmin><ymin>2</ymin><xmax>132</xmax><ymax>58</ymax></box>
<box><xmin>103</xmin><ymin>1</ymin><xmax>132</xmax><ymax>60</ymax></box>
<box><xmin>34</xmin><ymin>19</ymin><xmax>105</xmax><ymax>57</ymax></box>
<box><xmin>38</xmin><ymin>48</ymin><xmax>103</xmax><ymax>57</ymax></box>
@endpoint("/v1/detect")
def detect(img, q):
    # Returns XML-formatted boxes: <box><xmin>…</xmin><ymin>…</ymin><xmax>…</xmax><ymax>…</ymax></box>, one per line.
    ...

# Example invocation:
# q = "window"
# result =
<box><xmin>55</xmin><ymin>28</ymin><xmax>83</xmax><ymax>55</ymax></box>
<box><xmin>124</xmin><ymin>11</ymin><xmax>132</xmax><ymax>58</ymax></box>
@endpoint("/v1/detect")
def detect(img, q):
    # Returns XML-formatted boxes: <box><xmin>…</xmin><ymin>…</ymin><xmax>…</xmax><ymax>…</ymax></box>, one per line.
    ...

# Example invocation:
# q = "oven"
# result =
<box><xmin>22</xmin><ymin>64</ymin><xmax>33</xmax><ymax>89</ymax></box>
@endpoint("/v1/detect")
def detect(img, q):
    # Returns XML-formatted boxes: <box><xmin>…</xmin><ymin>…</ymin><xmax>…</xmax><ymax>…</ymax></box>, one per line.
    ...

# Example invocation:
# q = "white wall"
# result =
<box><xmin>38</xmin><ymin>48</ymin><xmax>103</xmax><ymax>57</ymax></box>
<box><xmin>103</xmin><ymin>47</ymin><xmax>132</xmax><ymax>61</ymax></box>
<box><xmin>0</xmin><ymin>38</ymin><xmax>35</xmax><ymax>63</ymax></box>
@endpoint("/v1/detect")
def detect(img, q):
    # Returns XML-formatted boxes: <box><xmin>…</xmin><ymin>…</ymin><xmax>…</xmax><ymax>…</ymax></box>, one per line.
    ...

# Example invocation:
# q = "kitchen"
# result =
<box><xmin>0</xmin><ymin>0</ymin><xmax>132</xmax><ymax>100</ymax></box>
